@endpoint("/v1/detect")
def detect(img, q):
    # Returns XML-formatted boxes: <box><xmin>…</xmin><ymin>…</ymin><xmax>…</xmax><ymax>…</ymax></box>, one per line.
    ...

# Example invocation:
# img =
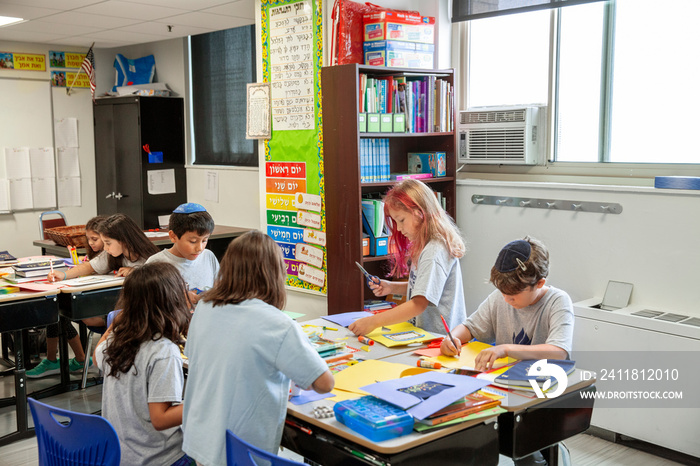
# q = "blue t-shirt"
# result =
<box><xmin>182</xmin><ymin>299</ymin><xmax>328</xmax><ymax>466</ymax></box>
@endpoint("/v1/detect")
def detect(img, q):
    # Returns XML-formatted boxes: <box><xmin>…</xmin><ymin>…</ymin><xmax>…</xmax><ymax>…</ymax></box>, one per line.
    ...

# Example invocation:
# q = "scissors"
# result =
<box><xmin>355</xmin><ymin>261</ymin><xmax>380</xmax><ymax>286</ymax></box>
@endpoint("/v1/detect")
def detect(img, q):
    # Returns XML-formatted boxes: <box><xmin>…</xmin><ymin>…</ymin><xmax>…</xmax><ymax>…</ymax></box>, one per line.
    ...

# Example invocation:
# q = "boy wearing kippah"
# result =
<box><xmin>146</xmin><ymin>203</ymin><xmax>220</xmax><ymax>304</ymax></box>
<box><xmin>441</xmin><ymin>236</ymin><xmax>574</xmax><ymax>372</ymax></box>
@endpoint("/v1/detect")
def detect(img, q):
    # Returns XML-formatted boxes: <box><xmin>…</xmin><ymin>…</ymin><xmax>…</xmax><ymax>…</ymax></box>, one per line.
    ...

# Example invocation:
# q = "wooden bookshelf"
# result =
<box><xmin>323</xmin><ymin>64</ymin><xmax>457</xmax><ymax>314</ymax></box>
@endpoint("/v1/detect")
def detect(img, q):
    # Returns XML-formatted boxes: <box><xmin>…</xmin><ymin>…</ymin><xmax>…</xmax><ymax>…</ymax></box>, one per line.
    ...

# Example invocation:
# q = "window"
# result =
<box><xmin>465</xmin><ymin>0</ymin><xmax>700</xmax><ymax>165</ymax></box>
<box><xmin>189</xmin><ymin>26</ymin><xmax>257</xmax><ymax>167</ymax></box>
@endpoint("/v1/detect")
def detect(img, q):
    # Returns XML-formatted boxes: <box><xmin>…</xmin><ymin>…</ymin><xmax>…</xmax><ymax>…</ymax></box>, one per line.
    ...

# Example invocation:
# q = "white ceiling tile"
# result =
<box><xmin>158</xmin><ymin>11</ymin><xmax>249</xmax><ymax>29</ymax></box>
<box><xmin>0</xmin><ymin>0</ymin><xmax>97</xmax><ymax>9</ymax></box>
<box><xmin>88</xmin><ymin>28</ymin><xmax>166</xmax><ymax>43</ymax></box>
<box><xmin>0</xmin><ymin>29</ymin><xmax>65</xmax><ymax>42</ymax></box>
<box><xmin>0</xmin><ymin>4</ymin><xmax>61</xmax><ymax>20</ymax></box>
<box><xmin>42</xmin><ymin>11</ymin><xmax>141</xmax><ymax>28</ymax></box>
<box><xmin>77</xmin><ymin>2</ymin><xmax>190</xmax><ymax>21</ymax></box>
<box><xmin>115</xmin><ymin>0</ymin><xmax>232</xmax><ymax>11</ymax></box>
<box><xmin>118</xmin><ymin>21</ymin><xmax>213</xmax><ymax>37</ymax></box>
<box><xmin>10</xmin><ymin>20</ymin><xmax>102</xmax><ymax>36</ymax></box>
<box><xmin>47</xmin><ymin>36</ymin><xmax>128</xmax><ymax>48</ymax></box>
<box><xmin>202</xmin><ymin>1</ymin><xmax>254</xmax><ymax>20</ymax></box>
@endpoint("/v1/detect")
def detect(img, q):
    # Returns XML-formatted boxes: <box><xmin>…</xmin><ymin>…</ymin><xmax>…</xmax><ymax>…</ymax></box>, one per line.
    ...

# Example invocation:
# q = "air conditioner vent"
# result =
<box><xmin>458</xmin><ymin>105</ymin><xmax>546</xmax><ymax>165</ymax></box>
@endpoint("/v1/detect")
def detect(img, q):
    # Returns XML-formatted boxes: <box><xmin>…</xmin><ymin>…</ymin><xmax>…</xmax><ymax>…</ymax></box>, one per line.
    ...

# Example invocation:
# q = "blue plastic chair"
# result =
<box><xmin>225</xmin><ymin>429</ymin><xmax>305</xmax><ymax>466</ymax></box>
<box><xmin>28</xmin><ymin>398</ymin><xmax>121</xmax><ymax>466</ymax></box>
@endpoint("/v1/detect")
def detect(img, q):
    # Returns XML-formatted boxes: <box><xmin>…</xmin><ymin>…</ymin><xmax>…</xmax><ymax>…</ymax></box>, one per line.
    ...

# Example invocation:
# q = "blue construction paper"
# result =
<box><xmin>290</xmin><ymin>389</ymin><xmax>334</xmax><ymax>405</ymax></box>
<box><xmin>322</xmin><ymin>311</ymin><xmax>373</xmax><ymax>327</ymax></box>
<box><xmin>148</xmin><ymin>151</ymin><xmax>163</xmax><ymax>163</ymax></box>
<box><xmin>361</xmin><ymin>372</ymin><xmax>490</xmax><ymax>420</ymax></box>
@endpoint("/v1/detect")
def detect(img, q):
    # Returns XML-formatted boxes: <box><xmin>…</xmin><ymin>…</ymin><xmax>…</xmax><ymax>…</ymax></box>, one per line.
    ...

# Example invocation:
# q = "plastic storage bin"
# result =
<box><xmin>333</xmin><ymin>396</ymin><xmax>414</xmax><ymax>442</ymax></box>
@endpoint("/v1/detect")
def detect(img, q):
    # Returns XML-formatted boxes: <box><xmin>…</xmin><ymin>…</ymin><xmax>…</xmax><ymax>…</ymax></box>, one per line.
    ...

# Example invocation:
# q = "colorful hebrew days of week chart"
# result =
<box><xmin>262</xmin><ymin>0</ymin><xmax>325</xmax><ymax>294</ymax></box>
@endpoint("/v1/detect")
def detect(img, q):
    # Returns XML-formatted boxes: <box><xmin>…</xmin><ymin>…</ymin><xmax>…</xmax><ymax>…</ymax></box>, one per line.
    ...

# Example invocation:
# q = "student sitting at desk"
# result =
<box><xmin>146</xmin><ymin>203</ymin><xmax>219</xmax><ymax>305</ymax></box>
<box><xmin>95</xmin><ymin>262</ymin><xmax>194</xmax><ymax>466</ymax></box>
<box><xmin>440</xmin><ymin>236</ymin><xmax>574</xmax><ymax>371</ymax></box>
<box><xmin>182</xmin><ymin>230</ymin><xmax>334</xmax><ymax>466</ymax></box>
<box><xmin>349</xmin><ymin>179</ymin><xmax>467</xmax><ymax>336</ymax></box>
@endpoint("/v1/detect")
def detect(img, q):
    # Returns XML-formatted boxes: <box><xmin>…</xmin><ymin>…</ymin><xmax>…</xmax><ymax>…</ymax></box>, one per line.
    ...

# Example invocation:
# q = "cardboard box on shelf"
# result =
<box><xmin>363</xmin><ymin>40</ymin><xmax>434</xmax><ymax>69</ymax></box>
<box><xmin>364</xmin><ymin>11</ymin><xmax>435</xmax><ymax>44</ymax></box>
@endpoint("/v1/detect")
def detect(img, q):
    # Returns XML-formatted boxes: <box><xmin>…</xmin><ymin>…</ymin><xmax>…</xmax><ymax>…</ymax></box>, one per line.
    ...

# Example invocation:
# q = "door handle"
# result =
<box><xmin>105</xmin><ymin>192</ymin><xmax>115</xmax><ymax>199</ymax></box>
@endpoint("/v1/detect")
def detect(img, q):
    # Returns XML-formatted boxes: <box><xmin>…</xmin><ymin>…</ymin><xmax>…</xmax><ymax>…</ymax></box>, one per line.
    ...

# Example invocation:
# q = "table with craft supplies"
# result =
<box><xmin>283</xmin><ymin>317</ymin><xmax>503</xmax><ymax>465</ymax></box>
<box><xmin>34</xmin><ymin>225</ymin><xmax>251</xmax><ymax>260</ymax></box>
<box><xmin>0</xmin><ymin>290</ymin><xmax>59</xmax><ymax>447</ymax></box>
<box><xmin>380</xmin><ymin>350</ymin><xmax>596</xmax><ymax>466</ymax></box>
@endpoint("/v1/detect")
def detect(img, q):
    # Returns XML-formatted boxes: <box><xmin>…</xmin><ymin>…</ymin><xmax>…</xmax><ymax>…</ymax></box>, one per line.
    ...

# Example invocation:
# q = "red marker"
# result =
<box><xmin>440</xmin><ymin>315</ymin><xmax>460</xmax><ymax>356</ymax></box>
<box><xmin>358</xmin><ymin>335</ymin><xmax>375</xmax><ymax>346</ymax></box>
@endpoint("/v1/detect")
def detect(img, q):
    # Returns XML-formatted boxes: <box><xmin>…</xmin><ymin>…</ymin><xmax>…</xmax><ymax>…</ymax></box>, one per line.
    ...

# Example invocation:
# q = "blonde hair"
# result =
<box><xmin>384</xmin><ymin>180</ymin><xmax>465</xmax><ymax>278</ymax></box>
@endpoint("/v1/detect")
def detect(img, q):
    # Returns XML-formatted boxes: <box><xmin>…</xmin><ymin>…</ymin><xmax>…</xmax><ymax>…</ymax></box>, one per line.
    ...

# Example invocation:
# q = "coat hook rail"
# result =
<box><xmin>471</xmin><ymin>195</ymin><xmax>623</xmax><ymax>214</ymax></box>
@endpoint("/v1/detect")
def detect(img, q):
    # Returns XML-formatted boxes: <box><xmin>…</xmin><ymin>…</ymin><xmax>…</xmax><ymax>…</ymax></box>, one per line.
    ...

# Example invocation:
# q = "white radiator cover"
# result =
<box><xmin>573</xmin><ymin>298</ymin><xmax>700</xmax><ymax>458</ymax></box>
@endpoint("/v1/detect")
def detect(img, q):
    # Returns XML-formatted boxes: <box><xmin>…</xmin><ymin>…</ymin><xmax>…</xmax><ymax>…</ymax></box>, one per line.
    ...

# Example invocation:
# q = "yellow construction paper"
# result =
<box><xmin>421</xmin><ymin>341</ymin><xmax>514</xmax><ymax>370</ymax></box>
<box><xmin>333</xmin><ymin>360</ymin><xmax>415</xmax><ymax>395</ymax></box>
<box><xmin>366</xmin><ymin>322</ymin><xmax>436</xmax><ymax>347</ymax></box>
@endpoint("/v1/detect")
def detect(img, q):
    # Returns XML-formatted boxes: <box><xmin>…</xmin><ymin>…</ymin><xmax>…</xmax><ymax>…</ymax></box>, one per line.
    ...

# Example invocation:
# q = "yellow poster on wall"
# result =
<box><xmin>0</xmin><ymin>52</ymin><xmax>46</xmax><ymax>71</ymax></box>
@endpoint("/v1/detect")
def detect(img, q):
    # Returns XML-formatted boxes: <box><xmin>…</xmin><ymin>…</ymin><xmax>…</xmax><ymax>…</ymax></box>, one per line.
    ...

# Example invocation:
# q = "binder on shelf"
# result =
<box><xmin>367</xmin><ymin>113</ymin><xmax>380</xmax><ymax>132</ymax></box>
<box><xmin>393</xmin><ymin>113</ymin><xmax>406</xmax><ymax>132</ymax></box>
<box><xmin>380</xmin><ymin>113</ymin><xmax>393</xmax><ymax>132</ymax></box>
<box><xmin>362</xmin><ymin>210</ymin><xmax>389</xmax><ymax>256</ymax></box>
<box><xmin>359</xmin><ymin>113</ymin><xmax>367</xmax><ymax>132</ymax></box>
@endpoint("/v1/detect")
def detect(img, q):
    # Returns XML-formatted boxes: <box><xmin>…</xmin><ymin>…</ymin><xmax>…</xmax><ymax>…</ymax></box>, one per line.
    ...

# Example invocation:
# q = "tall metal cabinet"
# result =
<box><xmin>93</xmin><ymin>96</ymin><xmax>186</xmax><ymax>229</ymax></box>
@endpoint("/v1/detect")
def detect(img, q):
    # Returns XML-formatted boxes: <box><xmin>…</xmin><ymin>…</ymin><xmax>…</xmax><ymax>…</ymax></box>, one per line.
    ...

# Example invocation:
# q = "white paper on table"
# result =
<box><xmin>56</xmin><ymin>147</ymin><xmax>80</xmax><ymax>178</ymax></box>
<box><xmin>0</xmin><ymin>179</ymin><xmax>10</xmax><ymax>212</ymax></box>
<box><xmin>9</xmin><ymin>178</ymin><xmax>33</xmax><ymax>210</ymax></box>
<box><xmin>54</xmin><ymin>118</ymin><xmax>79</xmax><ymax>148</ymax></box>
<box><xmin>58</xmin><ymin>177</ymin><xmax>81</xmax><ymax>207</ymax></box>
<box><xmin>31</xmin><ymin>177</ymin><xmax>56</xmax><ymax>209</ymax></box>
<box><xmin>147</xmin><ymin>169</ymin><xmax>176</xmax><ymax>195</ymax></box>
<box><xmin>5</xmin><ymin>147</ymin><xmax>31</xmax><ymax>180</ymax></box>
<box><xmin>205</xmin><ymin>170</ymin><xmax>218</xmax><ymax>202</ymax></box>
<box><xmin>30</xmin><ymin>147</ymin><xmax>56</xmax><ymax>178</ymax></box>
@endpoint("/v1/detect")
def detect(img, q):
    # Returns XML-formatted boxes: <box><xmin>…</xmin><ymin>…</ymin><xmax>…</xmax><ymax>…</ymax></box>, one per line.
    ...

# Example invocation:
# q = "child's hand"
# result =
<box><xmin>348</xmin><ymin>316</ymin><xmax>378</xmax><ymax>336</ymax></box>
<box><xmin>188</xmin><ymin>290</ymin><xmax>201</xmax><ymax>305</ymax></box>
<box><xmin>115</xmin><ymin>267</ymin><xmax>133</xmax><ymax>277</ymax></box>
<box><xmin>474</xmin><ymin>345</ymin><xmax>508</xmax><ymax>372</ymax></box>
<box><xmin>368</xmin><ymin>279</ymin><xmax>390</xmax><ymax>297</ymax></box>
<box><xmin>440</xmin><ymin>335</ymin><xmax>462</xmax><ymax>356</ymax></box>
<box><xmin>47</xmin><ymin>270</ymin><xmax>66</xmax><ymax>282</ymax></box>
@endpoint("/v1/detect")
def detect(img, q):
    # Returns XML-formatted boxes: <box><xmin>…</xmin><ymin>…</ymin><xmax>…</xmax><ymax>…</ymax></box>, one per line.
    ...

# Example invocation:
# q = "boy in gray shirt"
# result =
<box><xmin>441</xmin><ymin>236</ymin><xmax>574</xmax><ymax>372</ymax></box>
<box><xmin>146</xmin><ymin>203</ymin><xmax>219</xmax><ymax>304</ymax></box>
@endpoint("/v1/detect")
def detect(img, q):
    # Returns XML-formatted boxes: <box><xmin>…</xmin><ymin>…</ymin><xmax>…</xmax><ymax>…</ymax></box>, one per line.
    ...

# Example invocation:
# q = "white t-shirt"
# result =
<box><xmin>88</xmin><ymin>250</ymin><xmax>146</xmax><ymax>274</ymax></box>
<box><xmin>145</xmin><ymin>248</ymin><xmax>219</xmax><ymax>291</ymax></box>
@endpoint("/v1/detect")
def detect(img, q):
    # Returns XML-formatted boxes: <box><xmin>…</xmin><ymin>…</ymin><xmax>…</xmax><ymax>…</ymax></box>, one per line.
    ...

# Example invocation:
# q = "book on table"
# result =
<box><xmin>492</xmin><ymin>359</ymin><xmax>576</xmax><ymax>390</ymax></box>
<box><xmin>14</xmin><ymin>266</ymin><xmax>68</xmax><ymax>278</ymax></box>
<box><xmin>415</xmin><ymin>391</ymin><xmax>502</xmax><ymax>426</ymax></box>
<box><xmin>12</xmin><ymin>258</ymin><xmax>64</xmax><ymax>270</ymax></box>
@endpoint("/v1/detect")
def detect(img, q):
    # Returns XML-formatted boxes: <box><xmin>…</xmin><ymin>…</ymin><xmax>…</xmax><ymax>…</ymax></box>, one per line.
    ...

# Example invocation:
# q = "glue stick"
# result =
<box><xmin>417</xmin><ymin>359</ymin><xmax>442</xmax><ymax>369</ymax></box>
<box><xmin>358</xmin><ymin>335</ymin><xmax>375</xmax><ymax>346</ymax></box>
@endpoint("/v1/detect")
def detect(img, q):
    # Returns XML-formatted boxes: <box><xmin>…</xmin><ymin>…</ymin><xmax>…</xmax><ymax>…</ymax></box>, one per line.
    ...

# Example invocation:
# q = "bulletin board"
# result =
<box><xmin>261</xmin><ymin>0</ymin><xmax>326</xmax><ymax>294</ymax></box>
<box><xmin>0</xmin><ymin>78</ymin><xmax>54</xmax><ymax>213</ymax></box>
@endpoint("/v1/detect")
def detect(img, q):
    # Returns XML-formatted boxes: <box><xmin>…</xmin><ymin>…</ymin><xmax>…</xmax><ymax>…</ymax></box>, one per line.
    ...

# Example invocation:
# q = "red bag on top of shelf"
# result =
<box><xmin>331</xmin><ymin>0</ymin><xmax>420</xmax><ymax>65</ymax></box>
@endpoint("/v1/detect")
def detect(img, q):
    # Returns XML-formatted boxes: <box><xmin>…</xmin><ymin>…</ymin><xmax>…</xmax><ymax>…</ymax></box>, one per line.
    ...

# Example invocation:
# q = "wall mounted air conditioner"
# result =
<box><xmin>458</xmin><ymin>105</ymin><xmax>546</xmax><ymax>165</ymax></box>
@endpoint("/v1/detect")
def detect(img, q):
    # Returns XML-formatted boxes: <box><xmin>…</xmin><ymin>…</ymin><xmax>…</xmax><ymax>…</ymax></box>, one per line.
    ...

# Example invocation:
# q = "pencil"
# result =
<box><xmin>49</xmin><ymin>258</ymin><xmax>54</xmax><ymax>282</ymax></box>
<box><xmin>440</xmin><ymin>315</ymin><xmax>460</xmax><ymax>356</ymax></box>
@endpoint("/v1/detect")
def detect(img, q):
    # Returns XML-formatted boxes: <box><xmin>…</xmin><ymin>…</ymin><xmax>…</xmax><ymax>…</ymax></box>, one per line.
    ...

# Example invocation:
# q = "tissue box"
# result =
<box><xmin>363</xmin><ymin>40</ymin><xmax>434</xmax><ymax>69</ymax></box>
<box><xmin>407</xmin><ymin>152</ymin><xmax>446</xmax><ymax>177</ymax></box>
<box><xmin>364</xmin><ymin>11</ymin><xmax>435</xmax><ymax>44</ymax></box>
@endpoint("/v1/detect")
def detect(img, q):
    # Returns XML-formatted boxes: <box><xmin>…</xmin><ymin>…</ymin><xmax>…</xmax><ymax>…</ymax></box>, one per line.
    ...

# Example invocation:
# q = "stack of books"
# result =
<box><xmin>0</xmin><ymin>251</ymin><xmax>18</xmax><ymax>266</ymax></box>
<box><xmin>6</xmin><ymin>258</ymin><xmax>67</xmax><ymax>283</ymax></box>
<box><xmin>415</xmin><ymin>391</ymin><xmax>501</xmax><ymax>427</ymax></box>
<box><xmin>491</xmin><ymin>359</ymin><xmax>576</xmax><ymax>393</ymax></box>
<box><xmin>363</xmin><ymin>299</ymin><xmax>396</xmax><ymax>313</ymax></box>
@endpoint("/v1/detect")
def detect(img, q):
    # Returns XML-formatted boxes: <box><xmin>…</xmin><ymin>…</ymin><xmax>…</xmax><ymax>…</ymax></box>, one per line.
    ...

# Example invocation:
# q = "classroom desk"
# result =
<box><xmin>282</xmin><ymin>319</ymin><xmax>501</xmax><ymax>465</ymax></box>
<box><xmin>0</xmin><ymin>290</ymin><xmax>59</xmax><ymax>447</ymax></box>
<box><xmin>382</xmin><ymin>352</ymin><xmax>596</xmax><ymax>466</ymax></box>
<box><xmin>33</xmin><ymin>224</ymin><xmax>251</xmax><ymax>260</ymax></box>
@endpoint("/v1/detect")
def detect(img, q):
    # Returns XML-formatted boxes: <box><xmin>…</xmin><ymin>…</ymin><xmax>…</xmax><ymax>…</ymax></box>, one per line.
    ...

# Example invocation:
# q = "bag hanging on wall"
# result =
<box><xmin>112</xmin><ymin>54</ymin><xmax>156</xmax><ymax>92</ymax></box>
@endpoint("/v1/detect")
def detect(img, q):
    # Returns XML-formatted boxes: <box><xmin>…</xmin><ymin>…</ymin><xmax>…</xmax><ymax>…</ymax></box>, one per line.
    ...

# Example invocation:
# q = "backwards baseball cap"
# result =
<box><xmin>494</xmin><ymin>240</ymin><xmax>531</xmax><ymax>273</ymax></box>
<box><xmin>173</xmin><ymin>203</ymin><xmax>207</xmax><ymax>214</ymax></box>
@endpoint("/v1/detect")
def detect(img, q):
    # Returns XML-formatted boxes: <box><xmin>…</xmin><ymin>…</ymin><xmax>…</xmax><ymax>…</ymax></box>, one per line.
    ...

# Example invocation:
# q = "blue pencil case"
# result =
<box><xmin>334</xmin><ymin>396</ymin><xmax>414</xmax><ymax>442</ymax></box>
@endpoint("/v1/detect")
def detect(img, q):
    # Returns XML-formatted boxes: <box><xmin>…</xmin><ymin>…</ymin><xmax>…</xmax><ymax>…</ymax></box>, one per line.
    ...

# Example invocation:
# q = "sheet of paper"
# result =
<box><xmin>54</xmin><ymin>118</ymin><xmax>79</xmax><ymax>148</ymax></box>
<box><xmin>289</xmin><ymin>389</ymin><xmax>334</xmax><ymax>405</ymax></box>
<box><xmin>31</xmin><ymin>177</ymin><xmax>56</xmax><ymax>209</ymax></box>
<box><xmin>419</xmin><ymin>341</ymin><xmax>513</xmax><ymax>370</ymax></box>
<box><xmin>5</xmin><ymin>147</ymin><xmax>31</xmax><ymax>180</ymax></box>
<box><xmin>57</xmin><ymin>147</ymin><xmax>80</xmax><ymax>177</ymax></box>
<box><xmin>322</xmin><ymin>311</ymin><xmax>373</xmax><ymax>327</ymax></box>
<box><xmin>333</xmin><ymin>359</ymin><xmax>414</xmax><ymax>396</ymax></box>
<box><xmin>0</xmin><ymin>179</ymin><xmax>9</xmax><ymax>212</ymax></box>
<box><xmin>366</xmin><ymin>322</ymin><xmax>437</xmax><ymax>347</ymax></box>
<box><xmin>60</xmin><ymin>275</ymin><xmax>124</xmax><ymax>287</ymax></box>
<box><xmin>16</xmin><ymin>282</ymin><xmax>64</xmax><ymax>292</ymax></box>
<box><xmin>147</xmin><ymin>169</ymin><xmax>176</xmax><ymax>195</ymax></box>
<box><xmin>9</xmin><ymin>178</ymin><xmax>33</xmax><ymax>210</ymax></box>
<box><xmin>205</xmin><ymin>170</ymin><xmax>218</xmax><ymax>202</ymax></box>
<box><xmin>29</xmin><ymin>147</ymin><xmax>55</xmax><ymax>178</ymax></box>
<box><xmin>57</xmin><ymin>176</ymin><xmax>81</xmax><ymax>207</ymax></box>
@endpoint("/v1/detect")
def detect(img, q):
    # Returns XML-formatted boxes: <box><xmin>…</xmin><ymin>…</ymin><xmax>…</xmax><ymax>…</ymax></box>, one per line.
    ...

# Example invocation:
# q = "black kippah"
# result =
<box><xmin>494</xmin><ymin>240</ymin><xmax>531</xmax><ymax>272</ymax></box>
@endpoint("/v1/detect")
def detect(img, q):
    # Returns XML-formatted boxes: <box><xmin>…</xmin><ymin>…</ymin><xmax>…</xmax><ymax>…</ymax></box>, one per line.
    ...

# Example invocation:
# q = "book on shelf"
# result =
<box><xmin>390</xmin><ymin>172</ymin><xmax>433</xmax><ymax>181</ymax></box>
<box><xmin>415</xmin><ymin>391</ymin><xmax>501</xmax><ymax>426</ymax></box>
<box><xmin>15</xmin><ymin>266</ymin><xmax>68</xmax><ymax>278</ymax></box>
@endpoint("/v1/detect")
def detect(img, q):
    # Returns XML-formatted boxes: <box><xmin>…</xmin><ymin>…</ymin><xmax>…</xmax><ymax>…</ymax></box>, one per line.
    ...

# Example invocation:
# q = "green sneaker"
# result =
<box><xmin>26</xmin><ymin>358</ymin><xmax>60</xmax><ymax>378</ymax></box>
<box><xmin>69</xmin><ymin>357</ymin><xmax>92</xmax><ymax>372</ymax></box>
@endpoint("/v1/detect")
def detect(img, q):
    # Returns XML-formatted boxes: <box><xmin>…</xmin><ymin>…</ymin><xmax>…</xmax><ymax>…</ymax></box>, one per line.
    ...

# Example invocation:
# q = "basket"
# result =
<box><xmin>44</xmin><ymin>225</ymin><xmax>88</xmax><ymax>248</ymax></box>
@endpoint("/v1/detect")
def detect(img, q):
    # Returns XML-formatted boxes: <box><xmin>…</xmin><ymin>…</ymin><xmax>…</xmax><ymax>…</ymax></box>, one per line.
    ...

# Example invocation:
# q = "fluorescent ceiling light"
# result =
<box><xmin>0</xmin><ymin>16</ymin><xmax>24</xmax><ymax>27</ymax></box>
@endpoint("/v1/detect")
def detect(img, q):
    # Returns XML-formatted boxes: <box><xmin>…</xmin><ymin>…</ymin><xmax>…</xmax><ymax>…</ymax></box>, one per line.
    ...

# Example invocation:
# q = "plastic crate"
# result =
<box><xmin>44</xmin><ymin>225</ymin><xmax>88</xmax><ymax>248</ymax></box>
<box><xmin>334</xmin><ymin>396</ymin><xmax>414</xmax><ymax>442</ymax></box>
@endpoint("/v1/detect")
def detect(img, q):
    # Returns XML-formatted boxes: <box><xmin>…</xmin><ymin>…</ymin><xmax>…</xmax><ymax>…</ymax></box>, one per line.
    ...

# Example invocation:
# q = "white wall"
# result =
<box><xmin>0</xmin><ymin>40</ymin><xmax>96</xmax><ymax>258</ymax></box>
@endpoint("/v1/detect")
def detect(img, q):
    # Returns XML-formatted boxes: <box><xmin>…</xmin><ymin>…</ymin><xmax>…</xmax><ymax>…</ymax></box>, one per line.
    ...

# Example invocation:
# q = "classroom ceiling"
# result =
<box><xmin>0</xmin><ymin>0</ymin><xmax>256</xmax><ymax>48</ymax></box>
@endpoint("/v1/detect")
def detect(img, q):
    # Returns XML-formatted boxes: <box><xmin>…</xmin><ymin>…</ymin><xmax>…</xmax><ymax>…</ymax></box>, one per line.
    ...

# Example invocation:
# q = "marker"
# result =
<box><xmin>417</xmin><ymin>359</ymin><xmax>442</xmax><ymax>369</ymax></box>
<box><xmin>357</xmin><ymin>335</ymin><xmax>374</xmax><ymax>346</ymax></box>
<box><xmin>440</xmin><ymin>315</ymin><xmax>460</xmax><ymax>356</ymax></box>
<box><xmin>284</xmin><ymin>419</ymin><xmax>312</xmax><ymax>435</ymax></box>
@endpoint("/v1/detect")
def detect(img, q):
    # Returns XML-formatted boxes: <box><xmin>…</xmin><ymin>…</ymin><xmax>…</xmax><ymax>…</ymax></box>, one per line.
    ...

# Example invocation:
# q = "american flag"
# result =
<box><xmin>80</xmin><ymin>46</ymin><xmax>95</xmax><ymax>101</ymax></box>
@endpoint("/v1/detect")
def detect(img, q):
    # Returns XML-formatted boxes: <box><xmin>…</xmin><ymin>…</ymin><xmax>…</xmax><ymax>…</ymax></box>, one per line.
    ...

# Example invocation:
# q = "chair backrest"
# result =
<box><xmin>39</xmin><ymin>210</ymin><xmax>67</xmax><ymax>239</ymax></box>
<box><xmin>28</xmin><ymin>398</ymin><xmax>121</xmax><ymax>466</ymax></box>
<box><xmin>106</xmin><ymin>309</ymin><xmax>122</xmax><ymax>329</ymax></box>
<box><xmin>225</xmin><ymin>429</ymin><xmax>304</xmax><ymax>466</ymax></box>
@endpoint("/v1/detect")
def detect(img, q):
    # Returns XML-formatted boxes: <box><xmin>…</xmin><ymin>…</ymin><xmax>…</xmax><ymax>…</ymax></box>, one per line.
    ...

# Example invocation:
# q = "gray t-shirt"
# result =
<box><xmin>89</xmin><ymin>250</ymin><xmax>146</xmax><ymax>275</ymax></box>
<box><xmin>183</xmin><ymin>298</ymin><xmax>328</xmax><ymax>466</ymax></box>
<box><xmin>407</xmin><ymin>239</ymin><xmax>467</xmax><ymax>334</ymax></box>
<box><xmin>95</xmin><ymin>337</ymin><xmax>185</xmax><ymax>466</ymax></box>
<box><xmin>146</xmin><ymin>248</ymin><xmax>219</xmax><ymax>291</ymax></box>
<box><xmin>464</xmin><ymin>286</ymin><xmax>574</xmax><ymax>356</ymax></box>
